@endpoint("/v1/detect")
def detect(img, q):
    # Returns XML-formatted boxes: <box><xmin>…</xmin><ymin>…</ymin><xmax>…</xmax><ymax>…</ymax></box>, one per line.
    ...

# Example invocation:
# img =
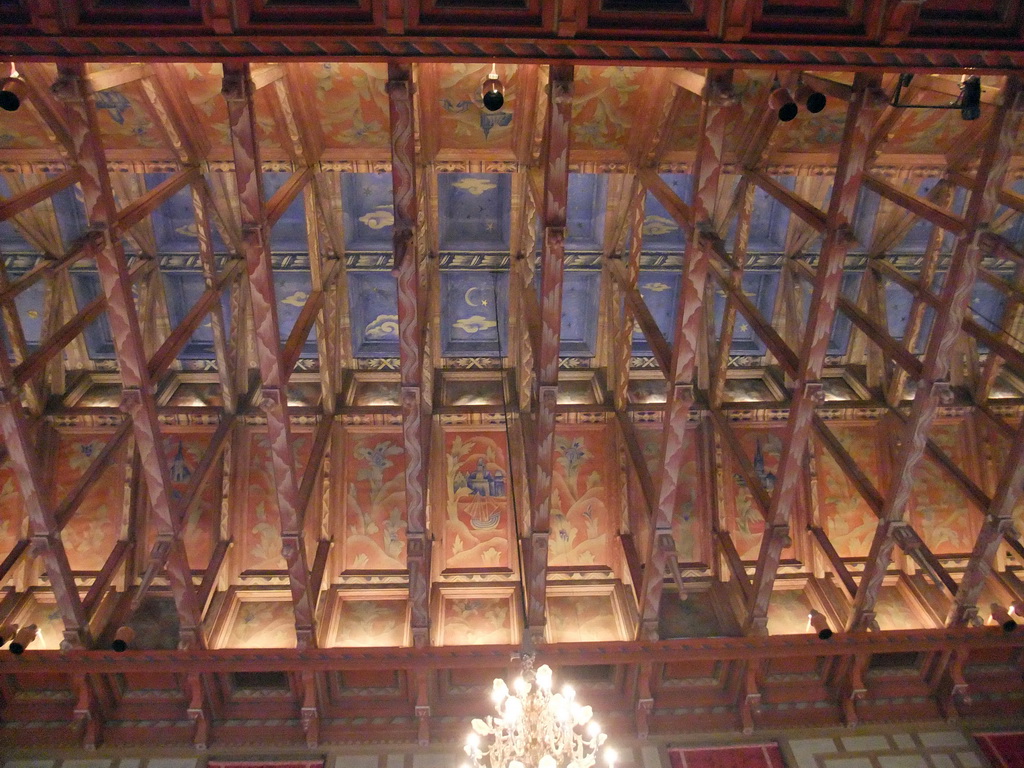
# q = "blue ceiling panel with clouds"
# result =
<box><xmin>712</xmin><ymin>271</ymin><xmax>780</xmax><ymax>357</ymax></box>
<box><xmin>343</xmin><ymin>173</ymin><xmax>394</xmax><ymax>252</ymax></box>
<box><xmin>566</xmin><ymin>174</ymin><xmax>606</xmax><ymax>252</ymax></box>
<box><xmin>275</xmin><ymin>270</ymin><xmax>318</xmax><ymax>357</ymax></box>
<box><xmin>438</xmin><ymin>173</ymin><xmax>510</xmax><ymax>253</ymax></box>
<box><xmin>162</xmin><ymin>271</ymin><xmax>232</xmax><ymax>359</ymax></box>
<box><xmin>632</xmin><ymin>270</ymin><xmax>682</xmax><ymax>354</ymax></box>
<box><xmin>559</xmin><ymin>271</ymin><xmax>600</xmax><ymax>357</ymax></box>
<box><xmin>641</xmin><ymin>174</ymin><xmax>690</xmax><ymax>252</ymax></box>
<box><xmin>348</xmin><ymin>270</ymin><xmax>399</xmax><ymax>358</ymax></box>
<box><xmin>441</xmin><ymin>271</ymin><xmax>509</xmax><ymax>357</ymax></box>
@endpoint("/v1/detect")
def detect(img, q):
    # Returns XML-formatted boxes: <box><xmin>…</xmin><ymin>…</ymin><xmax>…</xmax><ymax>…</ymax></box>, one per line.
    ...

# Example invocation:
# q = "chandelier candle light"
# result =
<box><xmin>463</xmin><ymin>656</ymin><xmax>617</xmax><ymax>768</ymax></box>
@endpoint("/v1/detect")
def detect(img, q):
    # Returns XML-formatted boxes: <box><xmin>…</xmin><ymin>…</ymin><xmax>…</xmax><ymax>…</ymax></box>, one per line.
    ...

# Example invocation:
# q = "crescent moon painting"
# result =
<box><xmin>464</xmin><ymin>286</ymin><xmax>488</xmax><ymax>307</ymax></box>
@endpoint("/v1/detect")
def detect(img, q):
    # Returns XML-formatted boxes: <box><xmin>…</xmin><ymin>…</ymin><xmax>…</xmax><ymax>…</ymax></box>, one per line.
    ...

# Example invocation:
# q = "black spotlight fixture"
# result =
<box><xmin>795</xmin><ymin>79</ymin><xmax>827</xmax><ymax>114</ymax></box>
<box><xmin>960</xmin><ymin>76</ymin><xmax>982</xmax><ymax>121</ymax></box>
<box><xmin>768</xmin><ymin>79</ymin><xmax>797</xmax><ymax>122</ymax></box>
<box><xmin>481</xmin><ymin>63</ymin><xmax>504</xmax><ymax>112</ymax></box>
<box><xmin>890</xmin><ymin>73</ymin><xmax>983</xmax><ymax>122</ymax></box>
<box><xmin>990</xmin><ymin>603</ymin><xmax>1018</xmax><ymax>633</ymax></box>
<box><xmin>9</xmin><ymin>624</ymin><xmax>38</xmax><ymax>654</ymax></box>
<box><xmin>807</xmin><ymin>610</ymin><xmax>834</xmax><ymax>640</ymax></box>
<box><xmin>111</xmin><ymin>625</ymin><xmax>135</xmax><ymax>653</ymax></box>
<box><xmin>0</xmin><ymin>71</ymin><xmax>28</xmax><ymax>113</ymax></box>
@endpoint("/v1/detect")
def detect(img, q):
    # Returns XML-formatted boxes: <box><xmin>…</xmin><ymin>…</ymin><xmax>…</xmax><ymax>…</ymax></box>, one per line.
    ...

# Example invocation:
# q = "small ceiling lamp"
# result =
<box><xmin>794</xmin><ymin>79</ymin><xmax>826</xmax><ymax>114</ymax></box>
<box><xmin>990</xmin><ymin>603</ymin><xmax>1018</xmax><ymax>633</ymax></box>
<box><xmin>9</xmin><ymin>624</ymin><xmax>38</xmax><ymax>654</ymax></box>
<box><xmin>807</xmin><ymin>610</ymin><xmax>833</xmax><ymax>640</ymax></box>
<box><xmin>111</xmin><ymin>625</ymin><xmax>136</xmax><ymax>653</ymax></box>
<box><xmin>768</xmin><ymin>79</ymin><xmax>797</xmax><ymax>122</ymax></box>
<box><xmin>481</xmin><ymin>64</ymin><xmax>505</xmax><ymax>112</ymax></box>
<box><xmin>0</xmin><ymin>63</ymin><xmax>28</xmax><ymax>113</ymax></box>
<box><xmin>1009</xmin><ymin>600</ymin><xmax>1024</xmax><ymax>618</ymax></box>
<box><xmin>463</xmin><ymin>656</ymin><xmax>616</xmax><ymax>768</ymax></box>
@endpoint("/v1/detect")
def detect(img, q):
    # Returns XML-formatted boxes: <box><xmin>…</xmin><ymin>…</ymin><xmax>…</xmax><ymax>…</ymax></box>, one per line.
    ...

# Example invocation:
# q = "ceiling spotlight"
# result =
<box><xmin>111</xmin><ymin>625</ymin><xmax>135</xmax><ymax>653</ymax></box>
<box><xmin>807</xmin><ymin>610</ymin><xmax>834</xmax><ymax>640</ymax></box>
<box><xmin>481</xmin><ymin>63</ymin><xmax>504</xmax><ymax>112</ymax></box>
<box><xmin>0</xmin><ymin>65</ymin><xmax>28</xmax><ymax>112</ymax></box>
<box><xmin>1010</xmin><ymin>600</ymin><xmax>1024</xmax><ymax>618</ymax></box>
<box><xmin>9</xmin><ymin>624</ymin><xmax>38</xmax><ymax>654</ymax></box>
<box><xmin>795</xmin><ymin>80</ymin><xmax>826</xmax><ymax>114</ymax></box>
<box><xmin>989</xmin><ymin>603</ymin><xmax>1017</xmax><ymax>633</ymax></box>
<box><xmin>960</xmin><ymin>76</ymin><xmax>982</xmax><ymax>121</ymax></box>
<box><xmin>768</xmin><ymin>80</ymin><xmax>797</xmax><ymax>122</ymax></box>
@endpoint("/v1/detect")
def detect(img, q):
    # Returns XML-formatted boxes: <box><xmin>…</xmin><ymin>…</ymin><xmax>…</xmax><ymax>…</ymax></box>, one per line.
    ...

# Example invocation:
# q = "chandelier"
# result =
<box><xmin>463</xmin><ymin>654</ymin><xmax>617</xmax><ymax>768</ymax></box>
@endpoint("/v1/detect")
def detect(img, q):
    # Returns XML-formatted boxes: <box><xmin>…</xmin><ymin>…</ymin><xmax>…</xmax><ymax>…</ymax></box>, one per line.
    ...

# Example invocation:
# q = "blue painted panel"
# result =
<box><xmin>343</xmin><ymin>173</ymin><xmax>394</xmax><ymax>252</ymax></box>
<box><xmin>712</xmin><ymin>271</ymin><xmax>780</xmax><ymax>357</ymax></box>
<box><xmin>631</xmin><ymin>270</ymin><xmax>681</xmax><ymax>354</ymax></box>
<box><xmin>52</xmin><ymin>182</ymin><xmax>88</xmax><ymax>248</ymax></box>
<box><xmin>440</xmin><ymin>271</ymin><xmax>509</xmax><ymax>357</ymax></box>
<box><xmin>641</xmin><ymin>173</ymin><xmax>690</xmax><ymax>252</ymax></box>
<box><xmin>348</xmin><ymin>271</ymin><xmax>399</xmax><ymax>358</ymax></box>
<box><xmin>161</xmin><ymin>271</ymin><xmax>232</xmax><ymax>359</ymax></box>
<box><xmin>438</xmin><ymin>173</ymin><xmax>511</xmax><ymax>252</ymax></box>
<box><xmin>747</xmin><ymin>179</ymin><xmax>793</xmax><ymax>253</ymax></box>
<box><xmin>70</xmin><ymin>270</ymin><xmax>115</xmax><ymax>359</ymax></box>
<box><xmin>144</xmin><ymin>174</ymin><xmax>202</xmax><ymax>253</ymax></box>
<box><xmin>566</xmin><ymin>174</ymin><xmax>606</xmax><ymax>252</ymax></box>
<box><xmin>885</xmin><ymin>278</ymin><xmax>916</xmax><ymax>342</ymax></box>
<box><xmin>970</xmin><ymin>278</ymin><xmax>1007</xmax><ymax>353</ymax></box>
<box><xmin>559</xmin><ymin>271</ymin><xmax>600</xmax><ymax>357</ymax></box>
<box><xmin>801</xmin><ymin>270</ymin><xmax>862</xmax><ymax>357</ymax></box>
<box><xmin>12</xmin><ymin>278</ymin><xmax>46</xmax><ymax>348</ymax></box>
<box><xmin>274</xmin><ymin>270</ymin><xmax>317</xmax><ymax>357</ymax></box>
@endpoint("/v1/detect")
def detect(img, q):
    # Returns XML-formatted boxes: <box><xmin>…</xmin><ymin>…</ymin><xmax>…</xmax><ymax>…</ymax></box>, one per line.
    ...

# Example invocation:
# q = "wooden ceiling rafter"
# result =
<box><xmin>634</xmin><ymin>73</ymin><xmax>732</xmax><ymax>641</ymax></box>
<box><xmin>387</xmin><ymin>61</ymin><xmax>431</xmax><ymax>651</ymax></box>
<box><xmin>52</xmin><ymin>61</ymin><xmax>209</xmax><ymax>650</ymax></box>
<box><xmin>848</xmin><ymin>75</ymin><xmax>1024</xmax><ymax>633</ymax></box>
<box><xmin>222</xmin><ymin>61</ymin><xmax>319</xmax><ymax>652</ymax></box>
<box><xmin>745</xmin><ymin>74</ymin><xmax>885</xmax><ymax>635</ymax></box>
<box><xmin>524</xmin><ymin>63</ymin><xmax>573</xmax><ymax>641</ymax></box>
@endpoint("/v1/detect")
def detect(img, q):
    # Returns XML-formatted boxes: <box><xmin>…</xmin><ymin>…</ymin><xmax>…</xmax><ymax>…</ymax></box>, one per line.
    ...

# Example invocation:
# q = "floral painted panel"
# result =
<box><xmin>440</xmin><ymin>596</ymin><xmax>513</xmax><ymax>645</ymax></box>
<box><xmin>342</xmin><ymin>429</ymin><xmax>407</xmax><ymax>571</ymax></box>
<box><xmin>547</xmin><ymin>594</ymin><xmax>623</xmax><ymax>642</ymax></box>
<box><xmin>442</xmin><ymin>430</ymin><xmax>512</xmax><ymax>571</ymax></box>
<box><xmin>0</xmin><ymin>456</ymin><xmax>24</xmax><ymax>560</ymax></box>
<box><xmin>549</xmin><ymin>426</ymin><xmax>616</xmax><ymax>569</ymax></box>
<box><xmin>239</xmin><ymin>432</ymin><xmax>313</xmax><ymax>573</ymax></box>
<box><xmin>572</xmin><ymin>66</ymin><xmax>648</xmax><ymax>151</ymax></box>
<box><xmin>316</xmin><ymin>63</ymin><xmax>390</xmax><ymax>149</ymax></box>
<box><xmin>639</xmin><ymin>424</ymin><xmax>704</xmax><ymax>564</ymax></box>
<box><xmin>816</xmin><ymin>424</ymin><xmax>881</xmax><ymax>559</ymax></box>
<box><xmin>435</xmin><ymin>63</ymin><xmax>519</xmax><ymax>150</ymax></box>
<box><xmin>89</xmin><ymin>80</ymin><xmax>162</xmax><ymax>150</ymax></box>
<box><xmin>766</xmin><ymin>589</ymin><xmax>814</xmax><ymax>636</ymax></box>
<box><xmin>911</xmin><ymin>421</ymin><xmax>979</xmax><ymax>555</ymax></box>
<box><xmin>178</xmin><ymin>63</ymin><xmax>233</xmax><ymax>157</ymax></box>
<box><xmin>721</xmin><ymin>427</ymin><xmax>797</xmax><ymax>562</ymax></box>
<box><xmin>143</xmin><ymin>434</ymin><xmax>220</xmax><ymax>571</ymax></box>
<box><xmin>332</xmin><ymin>599</ymin><xmax>407</xmax><ymax>647</ymax></box>
<box><xmin>223</xmin><ymin>599</ymin><xmax>297</xmax><ymax>648</ymax></box>
<box><xmin>52</xmin><ymin>432</ymin><xmax>126</xmax><ymax>572</ymax></box>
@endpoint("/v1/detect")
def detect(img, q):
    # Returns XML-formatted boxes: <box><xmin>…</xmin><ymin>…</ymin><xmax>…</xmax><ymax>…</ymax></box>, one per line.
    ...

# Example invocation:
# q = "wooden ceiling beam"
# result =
<box><xmin>848</xmin><ymin>76</ymin><xmax>1023</xmax><ymax>633</ymax></box>
<box><xmin>608</xmin><ymin>259</ymin><xmax>671</xmax><ymax>378</ymax></box>
<box><xmin>635</xmin><ymin>77</ymin><xmax>731</xmax><ymax>639</ymax></box>
<box><xmin>0</xmin><ymin>358</ymin><xmax>90</xmax><ymax>647</ymax></box>
<box><xmin>53</xmin><ymin>420</ymin><xmax>132</xmax><ymax>531</ymax></box>
<box><xmin>0</xmin><ymin>165</ymin><xmax>82</xmax><ymax>222</ymax></box>
<box><xmin>863</xmin><ymin>173</ymin><xmax>966</xmax><ymax>236</ymax></box>
<box><xmin>53</xmin><ymin>62</ymin><xmax>206</xmax><ymax>649</ymax></box>
<box><xmin>222</xmin><ymin>61</ymin><xmax>317</xmax><ymax>649</ymax></box>
<box><xmin>747</xmin><ymin>169</ymin><xmax>827</xmax><ymax>234</ymax></box>
<box><xmin>523</xmin><ymin>63</ymin><xmax>573</xmax><ymax>641</ymax></box>
<box><xmin>607</xmin><ymin>180</ymin><xmax>644</xmax><ymax>412</ymax></box>
<box><xmin>746</xmin><ymin>78</ymin><xmax>883</xmax><ymax>634</ymax></box>
<box><xmin>115</xmin><ymin>166</ymin><xmax>199</xmax><ymax>233</ymax></box>
<box><xmin>710</xmin><ymin>179</ymin><xmax>754</xmax><ymax>409</ymax></box>
<box><xmin>387</xmin><ymin>62</ymin><xmax>430</xmax><ymax>649</ymax></box>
